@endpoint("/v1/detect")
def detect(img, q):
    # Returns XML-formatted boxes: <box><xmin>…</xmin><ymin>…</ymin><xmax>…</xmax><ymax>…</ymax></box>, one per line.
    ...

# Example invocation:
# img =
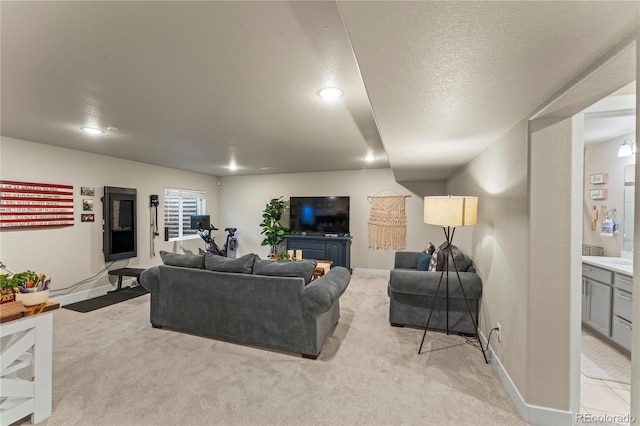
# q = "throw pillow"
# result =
<box><xmin>159</xmin><ymin>251</ymin><xmax>205</xmax><ymax>269</ymax></box>
<box><xmin>252</xmin><ymin>259</ymin><xmax>318</xmax><ymax>285</ymax></box>
<box><xmin>428</xmin><ymin>247</ymin><xmax>439</xmax><ymax>271</ymax></box>
<box><xmin>426</xmin><ymin>242</ymin><xmax>436</xmax><ymax>255</ymax></box>
<box><xmin>204</xmin><ymin>253</ymin><xmax>256</xmax><ymax>274</ymax></box>
<box><xmin>436</xmin><ymin>243</ymin><xmax>465</xmax><ymax>271</ymax></box>
<box><xmin>416</xmin><ymin>251</ymin><xmax>432</xmax><ymax>271</ymax></box>
<box><xmin>458</xmin><ymin>254</ymin><xmax>473</xmax><ymax>272</ymax></box>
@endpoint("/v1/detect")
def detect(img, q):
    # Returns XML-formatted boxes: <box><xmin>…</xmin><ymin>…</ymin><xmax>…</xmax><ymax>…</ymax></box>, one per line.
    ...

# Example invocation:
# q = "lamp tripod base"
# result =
<box><xmin>418</xmin><ymin>226</ymin><xmax>488</xmax><ymax>364</ymax></box>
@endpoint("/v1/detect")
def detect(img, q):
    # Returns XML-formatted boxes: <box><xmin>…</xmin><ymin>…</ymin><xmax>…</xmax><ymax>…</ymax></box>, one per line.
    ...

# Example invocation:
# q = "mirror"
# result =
<box><xmin>623</xmin><ymin>164</ymin><xmax>634</xmax><ymax>251</ymax></box>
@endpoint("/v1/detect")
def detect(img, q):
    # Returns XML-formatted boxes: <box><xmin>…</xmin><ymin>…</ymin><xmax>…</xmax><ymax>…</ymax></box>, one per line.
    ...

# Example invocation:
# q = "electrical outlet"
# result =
<box><xmin>496</xmin><ymin>322</ymin><xmax>502</xmax><ymax>342</ymax></box>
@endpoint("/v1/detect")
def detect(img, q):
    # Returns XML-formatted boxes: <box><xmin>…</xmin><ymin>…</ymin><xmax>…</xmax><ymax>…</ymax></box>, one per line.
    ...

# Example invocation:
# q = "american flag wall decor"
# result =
<box><xmin>0</xmin><ymin>180</ymin><xmax>74</xmax><ymax>229</ymax></box>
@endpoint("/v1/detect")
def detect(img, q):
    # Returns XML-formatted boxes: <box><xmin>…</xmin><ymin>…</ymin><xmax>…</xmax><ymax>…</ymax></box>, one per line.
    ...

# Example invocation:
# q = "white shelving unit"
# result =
<box><xmin>0</xmin><ymin>311</ymin><xmax>54</xmax><ymax>426</ymax></box>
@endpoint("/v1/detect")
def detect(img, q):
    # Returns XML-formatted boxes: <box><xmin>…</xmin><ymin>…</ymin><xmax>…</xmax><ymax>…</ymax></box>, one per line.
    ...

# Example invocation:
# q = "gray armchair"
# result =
<box><xmin>388</xmin><ymin>251</ymin><xmax>482</xmax><ymax>335</ymax></box>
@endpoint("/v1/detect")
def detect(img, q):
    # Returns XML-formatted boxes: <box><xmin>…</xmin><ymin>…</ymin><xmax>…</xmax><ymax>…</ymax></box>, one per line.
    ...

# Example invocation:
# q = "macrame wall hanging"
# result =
<box><xmin>367</xmin><ymin>195</ymin><xmax>410</xmax><ymax>249</ymax></box>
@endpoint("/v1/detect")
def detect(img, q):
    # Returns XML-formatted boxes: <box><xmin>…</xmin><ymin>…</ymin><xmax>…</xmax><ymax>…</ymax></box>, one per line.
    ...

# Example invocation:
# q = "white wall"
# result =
<box><xmin>218</xmin><ymin>168</ymin><xmax>445</xmax><ymax>270</ymax></box>
<box><xmin>447</xmin><ymin>120</ymin><xmax>530</xmax><ymax>406</ymax></box>
<box><xmin>529</xmin><ymin>116</ymin><xmax>583</xmax><ymax>412</ymax></box>
<box><xmin>0</xmin><ymin>136</ymin><xmax>219</xmax><ymax>298</ymax></box>
<box><xmin>582</xmin><ymin>131</ymin><xmax>636</xmax><ymax>256</ymax></box>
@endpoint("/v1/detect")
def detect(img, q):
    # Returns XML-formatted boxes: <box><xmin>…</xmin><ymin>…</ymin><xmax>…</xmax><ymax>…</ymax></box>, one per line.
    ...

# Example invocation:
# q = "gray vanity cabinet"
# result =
<box><xmin>581</xmin><ymin>264</ymin><xmax>613</xmax><ymax>337</ymax></box>
<box><xmin>612</xmin><ymin>273</ymin><xmax>633</xmax><ymax>352</ymax></box>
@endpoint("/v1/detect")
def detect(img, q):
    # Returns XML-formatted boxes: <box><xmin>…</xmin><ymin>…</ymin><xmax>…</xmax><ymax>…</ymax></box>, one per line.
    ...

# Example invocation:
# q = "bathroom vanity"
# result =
<box><xmin>582</xmin><ymin>256</ymin><xmax>633</xmax><ymax>353</ymax></box>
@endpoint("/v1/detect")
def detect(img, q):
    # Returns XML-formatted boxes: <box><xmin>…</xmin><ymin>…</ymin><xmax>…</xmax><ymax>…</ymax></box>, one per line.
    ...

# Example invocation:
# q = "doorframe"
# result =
<box><xmin>529</xmin><ymin>33</ymin><xmax>638</xmax><ymax>422</ymax></box>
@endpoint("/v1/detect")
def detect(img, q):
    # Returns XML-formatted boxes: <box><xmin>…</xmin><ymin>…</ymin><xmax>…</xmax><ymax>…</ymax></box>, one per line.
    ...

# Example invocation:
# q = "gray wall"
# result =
<box><xmin>582</xmin><ymin>132</ymin><xmax>635</xmax><ymax>256</ymax></box>
<box><xmin>218</xmin><ymin>168</ymin><xmax>445</xmax><ymax>270</ymax></box>
<box><xmin>0</xmin><ymin>136</ymin><xmax>220</xmax><ymax>296</ymax></box>
<box><xmin>447</xmin><ymin>120</ymin><xmax>530</xmax><ymax>406</ymax></box>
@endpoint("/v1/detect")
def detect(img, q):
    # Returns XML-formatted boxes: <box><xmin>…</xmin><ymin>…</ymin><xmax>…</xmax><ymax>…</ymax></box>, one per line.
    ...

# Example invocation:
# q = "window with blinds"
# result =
<box><xmin>163</xmin><ymin>188</ymin><xmax>206</xmax><ymax>241</ymax></box>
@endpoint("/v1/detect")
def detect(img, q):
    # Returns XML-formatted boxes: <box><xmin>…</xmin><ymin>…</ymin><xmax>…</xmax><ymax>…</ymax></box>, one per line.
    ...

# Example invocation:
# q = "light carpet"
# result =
<box><xmin>581</xmin><ymin>327</ymin><xmax>631</xmax><ymax>384</ymax></box>
<box><xmin>17</xmin><ymin>274</ymin><xmax>524</xmax><ymax>426</ymax></box>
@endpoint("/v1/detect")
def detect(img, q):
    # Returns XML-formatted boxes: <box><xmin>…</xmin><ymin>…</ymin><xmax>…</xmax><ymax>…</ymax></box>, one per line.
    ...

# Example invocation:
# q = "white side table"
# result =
<box><xmin>1</xmin><ymin>303</ymin><xmax>57</xmax><ymax>426</ymax></box>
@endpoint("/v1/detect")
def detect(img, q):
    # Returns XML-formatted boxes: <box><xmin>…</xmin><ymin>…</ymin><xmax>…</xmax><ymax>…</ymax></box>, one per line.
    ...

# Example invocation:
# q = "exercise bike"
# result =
<box><xmin>198</xmin><ymin>225</ymin><xmax>238</xmax><ymax>257</ymax></box>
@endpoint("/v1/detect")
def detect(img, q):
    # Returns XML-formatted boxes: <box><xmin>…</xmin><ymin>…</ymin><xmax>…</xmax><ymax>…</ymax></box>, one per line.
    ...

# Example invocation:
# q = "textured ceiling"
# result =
<box><xmin>1</xmin><ymin>2</ymin><xmax>639</xmax><ymax>181</ymax></box>
<box><xmin>338</xmin><ymin>1</ymin><xmax>639</xmax><ymax>181</ymax></box>
<box><xmin>1</xmin><ymin>1</ymin><xmax>387</xmax><ymax>176</ymax></box>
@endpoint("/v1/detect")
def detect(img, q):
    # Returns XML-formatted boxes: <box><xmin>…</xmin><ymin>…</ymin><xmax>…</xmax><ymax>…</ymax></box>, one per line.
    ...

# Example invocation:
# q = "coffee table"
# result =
<box><xmin>313</xmin><ymin>260</ymin><xmax>333</xmax><ymax>281</ymax></box>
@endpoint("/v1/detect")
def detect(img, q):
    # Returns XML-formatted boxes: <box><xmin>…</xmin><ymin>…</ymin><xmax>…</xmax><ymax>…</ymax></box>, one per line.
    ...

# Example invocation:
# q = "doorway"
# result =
<box><xmin>528</xmin><ymin>37</ymin><xmax>637</xmax><ymax>423</ymax></box>
<box><xmin>580</xmin><ymin>85</ymin><xmax>635</xmax><ymax>418</ymax></box>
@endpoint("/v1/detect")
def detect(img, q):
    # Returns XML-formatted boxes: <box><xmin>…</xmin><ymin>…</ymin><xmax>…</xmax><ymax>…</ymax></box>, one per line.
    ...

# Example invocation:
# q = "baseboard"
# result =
<box><xmin>478</xmin><ymin>331</ymin><xmax>574</xmax><ymax>425</ymax></box>
<box><xmin>351</xmin><ymin>268</ymin><xmax>390</xmax><ymax>277</ymax></box>
<box><xmin>49</xmin><ymin>278</ymin><xmax>138</xmax><ymax>306</ymax></box>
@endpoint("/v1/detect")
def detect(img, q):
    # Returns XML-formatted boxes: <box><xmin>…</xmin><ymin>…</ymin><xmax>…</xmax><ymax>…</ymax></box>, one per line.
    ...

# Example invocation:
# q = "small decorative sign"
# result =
<box><xmin>590</xmin><ymin>189</ymin><xmax>607</xmax><ymax>200</ymax></box>
<box><xmin>590</xmin><ymin>173</ymin><xmax>607</xmax><ymax>185</ymax></box>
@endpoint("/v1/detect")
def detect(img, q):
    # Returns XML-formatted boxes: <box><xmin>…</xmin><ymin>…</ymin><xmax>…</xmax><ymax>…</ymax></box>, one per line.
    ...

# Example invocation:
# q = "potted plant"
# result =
<box><xmin>0</xmin><ymin>270</ymin><xmax>50</xmax><ymax>305</ymax></box>
<box><xmin>0</xmin><ymin>274</ymin><xmax>16</xmax><ymax>304</ymax></box>
<box><xmin>259</xmin><ymin>197</ymin><xmax>290</xmax><ymax>256</ymax></box>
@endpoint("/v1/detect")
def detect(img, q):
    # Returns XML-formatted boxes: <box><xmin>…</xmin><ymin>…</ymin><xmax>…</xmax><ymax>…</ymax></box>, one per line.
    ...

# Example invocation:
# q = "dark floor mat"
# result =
<box><xmin>63</xmin><ymin>286</ymin><xmax>149</xmax><ymax>313</ymax></box>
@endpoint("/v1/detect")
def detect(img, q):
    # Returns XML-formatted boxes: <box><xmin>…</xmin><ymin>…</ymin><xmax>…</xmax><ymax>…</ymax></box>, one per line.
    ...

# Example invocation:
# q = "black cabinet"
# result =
<box><xmin>285</xmin><ymin>235</ymin><xmax>352</xmax><ymax>271</ymax></box>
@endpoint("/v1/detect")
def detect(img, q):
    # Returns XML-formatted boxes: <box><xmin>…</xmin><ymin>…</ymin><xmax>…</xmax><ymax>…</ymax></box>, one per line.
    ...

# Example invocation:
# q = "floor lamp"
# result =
<box><xmin>418</xmin><ymin>195</ymin><xmax>488</xmax><ymax>364</ymax></box>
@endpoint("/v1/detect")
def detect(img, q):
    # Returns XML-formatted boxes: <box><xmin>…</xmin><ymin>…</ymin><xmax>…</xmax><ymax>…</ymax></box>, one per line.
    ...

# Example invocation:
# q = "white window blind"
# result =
<box><xmin>164</xmin><ymin>188</ymin><xmax>206</xmax><ymax>241</ymax></box>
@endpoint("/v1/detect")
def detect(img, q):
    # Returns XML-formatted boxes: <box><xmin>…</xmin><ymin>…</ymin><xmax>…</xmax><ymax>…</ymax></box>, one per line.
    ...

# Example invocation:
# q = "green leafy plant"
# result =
<box><xmin>0</xmin><ymin>270</ymin><xmax>46</xmax><ymax>292</ymax></box>
<box><xmin>275</xmin><ymin>251</ymin><xmax>291</xmax><ymax>260</ymax></box>
<box><xmin>260</xmin><ymin>197</ymin><xmax>289</xmax><ymax>255</ymax></box>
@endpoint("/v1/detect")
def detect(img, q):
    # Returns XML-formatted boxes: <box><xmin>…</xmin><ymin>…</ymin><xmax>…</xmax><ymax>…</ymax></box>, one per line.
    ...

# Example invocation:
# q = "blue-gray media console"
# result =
<box><xmin>284</xmin><ymin>235</ymin><xmax>352</xmax><ymax>271</ymax></box>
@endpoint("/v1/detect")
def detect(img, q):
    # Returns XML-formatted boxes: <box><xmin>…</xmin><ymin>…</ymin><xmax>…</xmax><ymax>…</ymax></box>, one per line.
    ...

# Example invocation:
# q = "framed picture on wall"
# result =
<box><xmin>590</xmin><ymin>173</ymin><xmax>607</xmax><ymax>185</ymax></box>
<box><xmin>81</xmin><ymin>214</ymin><xmax>94</xmax><ymax>222</ymax></box>
<box><xmin>83</xmin><ymin>199</ymin><xmax>93</xmax><ymax>211</ymax></box>
<box><xmin>81</xmin><ymin>187</ymin><xmax>95</xmax><ymax>196</ymax></box>
<box><xmin>589</xmin><ymin>189</ymin><xmax>607</xmax><ymax>200</ymax></box>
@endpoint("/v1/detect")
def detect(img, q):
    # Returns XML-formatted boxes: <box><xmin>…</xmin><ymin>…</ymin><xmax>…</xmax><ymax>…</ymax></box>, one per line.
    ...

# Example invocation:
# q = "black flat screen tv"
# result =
<box><xmin>289</xmin><ymin>196</ymin><xmax>350</xmax><ymax>235</ymax></box>
<box><xmin>190</xmin><ymin>215</ymin><xmax>210</xmax><ymax>230</ymax></box>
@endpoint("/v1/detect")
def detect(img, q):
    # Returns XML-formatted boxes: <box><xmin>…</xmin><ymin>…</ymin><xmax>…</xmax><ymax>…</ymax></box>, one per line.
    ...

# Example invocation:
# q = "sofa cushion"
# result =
<box><xmin>458</xmin><ymin>254</ymin><xmax>473</xmax><ymax>272</ymax></box>
<box><xmin>159</xmin><ymin>251</ymin><xmax>205</xmax><ymax>269</ymax></box>
<box><xmin>389</xmin><ymin>269</ymin><xmax>482</xmax><ymax>299</ymax></box>
<box><xmin>435</xmin><ymin>242</ymin><xmax>470</xmax><ymax>272</ymax></box>
<box><xmin>204</xmin><ymin>253</ymin><xmax>256</xmax><ymax>274</ymax></box>
<box><xmin>416</xmin><ymin>251</ymin><xmax>432</xmax><ymax>271</ymax></box>
<box><xmin>394</xmin><ymin>251</ymin><xmax>422</xmax><ymax>269</ymax></box>
<box><xmin>252</xmin><ymin>259</ymin><xmax>317</xmax><ymax>284</ymax></box>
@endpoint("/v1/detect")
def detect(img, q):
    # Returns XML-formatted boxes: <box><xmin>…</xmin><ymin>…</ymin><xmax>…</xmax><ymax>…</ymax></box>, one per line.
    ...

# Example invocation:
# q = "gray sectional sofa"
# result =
<box><xmin>388</xmin><ymin>250</ymin><xmax>482</xmax><ymax>335</ymax></box>
<box><xmin>140</xmin><ymin>251</ymin><xmax>351</xmax><ymax>359</ymax></box>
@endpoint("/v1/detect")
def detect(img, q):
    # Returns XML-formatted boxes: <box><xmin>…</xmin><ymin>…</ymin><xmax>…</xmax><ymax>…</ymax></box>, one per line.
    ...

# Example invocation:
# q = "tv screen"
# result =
<box><xmin>190</xmin><ymin>215</ymin><xmax>210</xmax><ymax>230</ymax></box>
<box><xmin>289</xmin><ymin>196</ymin><xmax>349</xmax><ymax>235</ymax></box>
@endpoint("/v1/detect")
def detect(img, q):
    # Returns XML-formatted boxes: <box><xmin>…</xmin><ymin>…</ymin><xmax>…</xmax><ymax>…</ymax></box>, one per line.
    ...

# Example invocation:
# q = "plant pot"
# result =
<box><xmin>15</xmin><ymin>289</ymin><xmax>49</xmax><ymax>306</ymax></box>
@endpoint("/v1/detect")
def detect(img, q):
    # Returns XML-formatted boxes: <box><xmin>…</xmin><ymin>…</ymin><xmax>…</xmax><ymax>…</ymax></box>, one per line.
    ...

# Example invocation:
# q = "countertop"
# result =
<box><xmin>582</xmin><ymin>256</ymin><xmax>633</xmax><ymax>276</ymax></box>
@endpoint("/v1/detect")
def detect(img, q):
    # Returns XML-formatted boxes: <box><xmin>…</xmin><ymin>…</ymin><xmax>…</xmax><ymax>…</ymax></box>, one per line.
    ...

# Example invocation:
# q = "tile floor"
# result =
<box><xmin>580</xmin><ymin>373</ymin><xmax>632</xmax><ymax>425</ymax></box>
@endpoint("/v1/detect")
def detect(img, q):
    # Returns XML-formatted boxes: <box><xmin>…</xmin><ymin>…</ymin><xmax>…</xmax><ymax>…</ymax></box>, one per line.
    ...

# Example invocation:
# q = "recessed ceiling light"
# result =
<box><xmin>228</xmin><ymin>162</ymin><xmax>238</xmax><ymax>171</ymax></box>
<box><xmin>318</xmin><ymin>87</ymin><xmax>343</xmax><ymax>100</ymax></box>
<box><xmin>364</xmin><ymin>152</ymin><xmax>375</xmax><ymax>162</ymax></box>
<box><xmin>80</xmin><ymin>127</ymin><xmax>105</xmax><ymax>135</ymax></box>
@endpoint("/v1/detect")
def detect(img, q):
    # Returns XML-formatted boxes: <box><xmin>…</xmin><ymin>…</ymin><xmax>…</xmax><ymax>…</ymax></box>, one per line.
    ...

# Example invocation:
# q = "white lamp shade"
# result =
<box><xmin>424</xmin><ymin>196</ymin><xmax>478</xmax><ymax>227</ymax></box>
<box><xmin>618</xmin><ymin>140</ymin><xmax>633</xmax><ymax>157</ymax></box>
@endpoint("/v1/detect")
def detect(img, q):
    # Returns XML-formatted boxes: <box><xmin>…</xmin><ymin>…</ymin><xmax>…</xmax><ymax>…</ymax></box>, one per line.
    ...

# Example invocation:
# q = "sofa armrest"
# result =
<box><xmin>140</xmin><ymin>266</ymin><xmax>160</xmax><ymax>293</ymax></box>
<box><xmin>394</xmin><ymin>251</ymin><xmax>422</xmax><ymax>269</ymax></box>
<box><xmin>389</xmin><ymin>269</ymin><xmax>482</xmax><ymax>299</ymax></box>
<box><xmin>301</xmin><ymin>266</ymin><xmax>351</xmax><ymax>314</ymax></box>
